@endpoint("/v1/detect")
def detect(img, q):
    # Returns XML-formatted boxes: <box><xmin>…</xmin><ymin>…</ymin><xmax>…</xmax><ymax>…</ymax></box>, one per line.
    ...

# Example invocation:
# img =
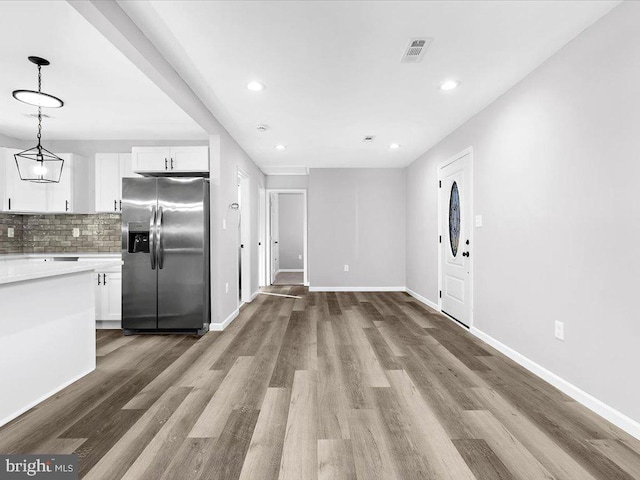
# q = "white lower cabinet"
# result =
<box><xmin>95</xmin><ymin>268</ymin><xmax>122</xmax><ymax>323</ymax></box>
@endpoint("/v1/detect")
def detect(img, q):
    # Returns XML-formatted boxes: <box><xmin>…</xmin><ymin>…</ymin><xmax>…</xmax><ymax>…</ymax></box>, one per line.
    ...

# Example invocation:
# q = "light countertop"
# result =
<box><xmin>0</xmin><ymin>257</ymin><xmax>123</xmax><ymax>285</ymax></box>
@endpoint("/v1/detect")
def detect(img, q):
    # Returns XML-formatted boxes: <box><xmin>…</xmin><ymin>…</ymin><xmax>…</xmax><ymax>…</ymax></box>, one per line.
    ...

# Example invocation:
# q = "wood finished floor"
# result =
<box><xmin>2</xmin><ymin>287</ymin><xmax>640</xmax><ymax>480</ymax></box>
<box><xmin>272</xmin><ymin>271</ymin><xmax>304</xmax><ymax>285</ymax></box>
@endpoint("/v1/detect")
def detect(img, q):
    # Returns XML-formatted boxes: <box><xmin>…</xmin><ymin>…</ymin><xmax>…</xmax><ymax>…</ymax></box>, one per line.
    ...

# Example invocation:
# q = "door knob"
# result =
<box><xmin>462</xmin><ymin>251</ymin><xmax>470</xmax><ymax>257</ymax></box>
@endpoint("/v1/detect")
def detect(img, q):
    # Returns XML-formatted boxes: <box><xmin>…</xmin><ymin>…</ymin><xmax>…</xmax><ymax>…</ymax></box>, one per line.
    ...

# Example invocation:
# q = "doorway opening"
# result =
<box><xmin>265</xmin><ymin>189</ymin><xmax>307</xmax><ymax>286</ymax></box>
<box><xmin>237</xmin><ymin>168</ymin><xmax>251</xmax><ymax>306</ymax></box>
<box><xmin>438</xmin><ymin>148</ymin><xmax>473</xmax><ymax>328</ymax></box>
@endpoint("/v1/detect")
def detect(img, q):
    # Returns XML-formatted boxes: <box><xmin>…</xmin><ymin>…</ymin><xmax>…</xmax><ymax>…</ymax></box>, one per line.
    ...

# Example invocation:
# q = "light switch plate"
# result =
<box><xmin>298</xmin><ymin>254</ymin><xmax>302</xmax><ymax>260</ymax></box>
<box><xmin>72</xmin><ymin>228</ymin><xmax>80</xmax><ymax>238</ymax></box>
<box><xmin>222</xmin><ymin>219</ymin><xmax>227</xmax><ymax>230</ymax></box>
<box><xmin>344</xmin><ymin>264</ymin><xmax>349</xmax><ymax>272</ymax></box>
<box><xmin>225</xmin><ymin>282</ymin><xmax>229</xmax><ymax>294</ymax></box>
<box><xmin>7</xmin><ymin>227</ymin><xmax>14</xmax><ymax>238</ymax></box>
<box><xmin>475</xmin><ymin>215</ymin><xmax>483</xmax><ymax>227</ymax></box>
<box><xmin>555</xmin><ymin>321</ymin><xmax>564</xmax><ymax>341</ymax></box>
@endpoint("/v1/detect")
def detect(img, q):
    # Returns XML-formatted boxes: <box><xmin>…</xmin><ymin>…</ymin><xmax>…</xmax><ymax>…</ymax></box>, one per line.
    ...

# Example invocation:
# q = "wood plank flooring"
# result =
<box><xmin>2</xmin><ymin>287</ymin><xmax>640</xmax><ymax>479</ymax></box>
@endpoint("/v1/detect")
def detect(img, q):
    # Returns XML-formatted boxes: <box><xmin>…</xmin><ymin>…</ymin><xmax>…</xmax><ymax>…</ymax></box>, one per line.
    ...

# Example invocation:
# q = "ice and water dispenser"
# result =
<box><xmin>127</xmin><ymin>222</ymin><xmax>150</xmax><ymax>254</ymax></box>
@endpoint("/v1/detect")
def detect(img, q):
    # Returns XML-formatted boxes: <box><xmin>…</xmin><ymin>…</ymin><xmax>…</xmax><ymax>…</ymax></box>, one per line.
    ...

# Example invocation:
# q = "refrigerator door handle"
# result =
<box><xmin>157</xmin><ymin>206</ymin><xmax>164</xmax><ymax>270</ymax></box>
<box><xmin>150</xmin><ymin>205</ymin><xmax>157</xmax><ymax>270</ymax></box>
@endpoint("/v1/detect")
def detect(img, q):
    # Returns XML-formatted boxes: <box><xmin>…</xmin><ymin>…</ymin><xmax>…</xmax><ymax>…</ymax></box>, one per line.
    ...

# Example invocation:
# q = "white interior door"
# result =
<box><xmin>270</xmin><ymin>193</ymin><xmax>279</xmax><ymax>283</ymax></box>
<box><xmin>439</xmin><ymin>151</ymin><xmax>472</xmax><ymax>326</ymax></box>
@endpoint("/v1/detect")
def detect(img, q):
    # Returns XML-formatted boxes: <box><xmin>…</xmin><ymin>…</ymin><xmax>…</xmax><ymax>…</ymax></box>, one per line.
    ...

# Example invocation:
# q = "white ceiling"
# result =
<box><xmin>0</xmin><ymin>1</ymin><xmax>621</xmax><ymax>168</ymax></box>
<box><xmin>131</xmin><ymin>0</ymin><xmax>619</xmax><ymax>169</ymax></box>
<box><xmin>0</xmin><ymin>1</ymin><xmax>206</xmax><ymax>141</ymax></box>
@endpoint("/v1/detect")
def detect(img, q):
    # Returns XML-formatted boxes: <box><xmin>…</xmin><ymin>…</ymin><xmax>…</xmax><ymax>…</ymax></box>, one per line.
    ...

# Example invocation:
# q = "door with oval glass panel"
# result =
<box><xmin>439</xmin><ymin>150</ymin><xmax>472</xmax><ymax>327</ymax></box>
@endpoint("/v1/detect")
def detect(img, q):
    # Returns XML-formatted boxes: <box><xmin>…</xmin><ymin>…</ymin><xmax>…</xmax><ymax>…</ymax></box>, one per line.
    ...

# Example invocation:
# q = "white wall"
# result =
<box><xmin>209</xmin><ymin>133</ymin><xmax>265</xmax><ymax>328</ymax></box>
<box><xmin>278</xmin><ymin>193</ymin><xmax>304</xmax><ymax>270</ymax></box>
<box><xmin>309</xmin><ymin>168</ymin><xmax>405</xmax><ymax>289</ymax></box>
<box><xmin>266</xmin><ymin>175</ymin><xmax>308</xmax><ymax>189</ymax></box>
<box><xmin>406</xmin><ymin>1</ymin><xmax>640</xmax><ymax>424</ymax></box>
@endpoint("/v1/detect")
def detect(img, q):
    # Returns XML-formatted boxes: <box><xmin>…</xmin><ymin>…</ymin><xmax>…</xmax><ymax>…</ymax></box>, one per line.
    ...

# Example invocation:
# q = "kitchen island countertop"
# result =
<box><xmin>0</xmin><ymin>257</ymin><xmax>122</xmax><ymax>285</ymax></box>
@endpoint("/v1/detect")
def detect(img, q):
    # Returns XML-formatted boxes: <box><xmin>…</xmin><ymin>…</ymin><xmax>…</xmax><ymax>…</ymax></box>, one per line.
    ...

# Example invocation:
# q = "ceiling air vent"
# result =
<box><xmin>401</xmin><ymin>37</ymin><xmax>432</xmax><ymax>63</ymax></box>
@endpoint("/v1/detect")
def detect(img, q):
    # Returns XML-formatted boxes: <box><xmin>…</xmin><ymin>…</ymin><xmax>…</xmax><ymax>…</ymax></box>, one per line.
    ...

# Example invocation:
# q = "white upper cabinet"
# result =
<box><xmin>47</xmin><ymin>153</ymin><xmax>73</xmax><ymax>213</ymax></box>
<box><xmin>1</xmin><ymin>149</ymin><xmax>90</xmax><ymax>213</ymax></box>
<box><xmin>3</xmin><ymin>147</ymin><xmax>47</xmax><ymax>212</ymax></box>
<box><xmin>95</xmin><ymin>153</ymin><xmax>139</xmax><ymax>213</ymax></box>
<box><xmin>132</xmin><ymin>146</ymin><xmax>208</xmax><ymax>174</ymax></box>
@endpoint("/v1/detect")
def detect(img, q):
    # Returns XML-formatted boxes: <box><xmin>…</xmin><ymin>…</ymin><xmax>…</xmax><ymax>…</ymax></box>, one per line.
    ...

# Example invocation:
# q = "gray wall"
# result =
<box><xmin>0</xmin><ymin>133</ymin><xmax>26</xmax><ymax>150</ymax></box>
<box><xmin>278</xmin><ymin>193</ymin><xmax>304</xmax><ymax>270</ymax></box>
<box><xmin>266</xmin><ymin>175</ymin><xmax>308</xmax><ymax>189</ymax></box>
<box><xmin>405</xmin><ymin>1</ymin><xmax>640</xmax><ymax>423</ymax></box>
<box><xmin>309</xmin><ymin>168</ymin><xmax>405</xmax><ymax>288</ymax></box>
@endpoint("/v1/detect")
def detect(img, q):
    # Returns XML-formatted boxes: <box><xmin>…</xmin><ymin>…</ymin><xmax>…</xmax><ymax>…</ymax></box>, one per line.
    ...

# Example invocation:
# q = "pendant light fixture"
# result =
<box><xmin>12</xmin><ymin>56</ymin><xmax>65</xmax><ymax>183</ymax></box>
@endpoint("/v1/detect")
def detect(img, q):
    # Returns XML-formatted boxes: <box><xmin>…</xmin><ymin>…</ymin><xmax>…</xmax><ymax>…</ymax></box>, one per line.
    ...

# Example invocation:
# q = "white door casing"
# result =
<box><xmin>439</xmin><ymin>149</ymin><xmax>472</xmax><ymax>327</ymax></box>
<box><xmin>270</xmin><ymin>193</ymin><xmax>279</xmax><ymax>283</ymax></box>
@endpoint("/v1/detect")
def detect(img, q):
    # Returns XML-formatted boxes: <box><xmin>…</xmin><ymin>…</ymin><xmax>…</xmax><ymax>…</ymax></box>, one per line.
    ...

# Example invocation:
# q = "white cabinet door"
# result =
<box><xmin>95</xmin><ymin>154</ymin><xmax>121</xmax><ymax>213</ymax></box>
<box><xmin>47</xmin><ymin>154</ymin><xmax>73</xmax><ymax>213</ymax></box>
<box><xmin>95</xmin><ymin>270</ymin><xmax>122</xmax><ymax>322</ymax></box>
<box><xmin>5</xmin><ymin>148</ymin><xmax>48</xmax><ymax>212</ymax></box>
<box><xmin>102</xmin><ymin>271</ymin><xmax>122</xmax><ymax>321</ymax></box>
<box><xmin>95</xmin><ymin>272</ymin><xmax>104</xmax><ymax>319</ymax></box>
<box><xmin>132</xmin><ymin>147</ymin><xmax>170</xmax><ymax>173</ymax></box>
<box><xmin>170</xmin><ymin>146</ymin><xmax>209</xmax><ymax>172</ymax></box>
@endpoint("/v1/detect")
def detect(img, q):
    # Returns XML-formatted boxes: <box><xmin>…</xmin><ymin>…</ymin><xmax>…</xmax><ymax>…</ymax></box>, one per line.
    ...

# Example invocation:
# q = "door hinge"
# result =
<box><xmin>439</xmin><ymin>180</ymin><xmax>441</xmax><ymax>188</ymax></box>
<box><xmin>439</xmin><ymin>290</ymin><xmax>442</xmax><ymax>298</ymax></box>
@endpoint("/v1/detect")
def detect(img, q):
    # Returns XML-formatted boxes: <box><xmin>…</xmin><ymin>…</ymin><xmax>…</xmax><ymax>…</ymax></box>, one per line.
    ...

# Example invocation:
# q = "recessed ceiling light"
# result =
<box><xmin>247</xmin><ymin>81</ymin><xmax>265</xmax><ymax>91</ymax></box>
<box><xmin>256</xmin><ymin>124</ymin><xmax>269</xmax><ymax>132</ymax></box>
<box><xmin>439</xmin><ymin>80</ymin><xmax>460</xmax><ymax>91</ymax></box>
<box><xmin>275</xmin><ymin>144</ymin><xmax>287</xmax><ymax>150</ymax></box>
<box><xmin>389</xmin><ymin>143</ymin><xmax>401</xmax><ymax>149</ymax></box>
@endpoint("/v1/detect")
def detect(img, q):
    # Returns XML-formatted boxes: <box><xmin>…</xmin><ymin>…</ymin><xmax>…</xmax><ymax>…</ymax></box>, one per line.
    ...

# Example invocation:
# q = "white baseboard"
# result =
<box><xmin>0</xmin><ymin>367</ymin><xmax>95</xmax><ymax>428</ymax></box>
<box><xmin>250</xmin><ymin>290</ymin><xmax>259</xmax><ymax>302</ymax></box>
<box><xmin>309</xmin><ymin>286</ymin><xmax>406</xmax><ymax>292</ymax></box>
<box><xmin>210</xmin><ymin>307</ymin><xmax>239</xmax><ymax>332</ymax></box>
<box><xmin>472</xmin><ymin>327</ymin><xmax>640</xmax><ymax>441</ymax></box>
<box><xmin>96</xmin><ymin>320</ymin><xmax>120</xmax><ymax>330</ymax></box>
<box><xmin>405</xmin><ymin>287</ymin><xmax>440</xmax><ymax>311</ymax></box>
<box><xmin>277</xmin><ymin>269</ymin><xmax>304</xmax><ymax>273</ymax></box>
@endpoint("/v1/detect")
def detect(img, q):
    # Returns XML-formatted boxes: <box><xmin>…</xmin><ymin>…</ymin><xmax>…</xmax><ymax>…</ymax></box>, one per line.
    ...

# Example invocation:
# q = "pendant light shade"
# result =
<box><xmin>12</xmin><ymin>56</ymin><xmax>65</xmax><ymax>183</ymax></box>
<box><xmin>12</xmin><ymin>57</ymin><xmax>64</xmax><ymax>108</ymax></box>
<box><xmin>14</xmin><ymin>146</ymin><xmax>64</xmax><ymax>183</ymax></box>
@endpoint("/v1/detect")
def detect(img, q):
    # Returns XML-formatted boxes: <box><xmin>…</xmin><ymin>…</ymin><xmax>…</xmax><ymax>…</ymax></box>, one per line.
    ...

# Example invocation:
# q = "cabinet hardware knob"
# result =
<box><xmin>114</xmin><ymin>200</ymin><xmax>117</xmax><ymax>211</ymax></box>
<box><xmin>462</xmin><ymin>251</ymin><xmax>470</xmax><ymax>257</ymax></box>
<box><xmin>97</xmin><ymin>274</ymin><xmax>102</xmax><ymax>285</ymax></box>
<box><xmin>104</xmin><ymin>273</ymin><xmax>107</xmax><ymax>285</ymax></box>
<box><xmin>164</xmin><ymin>158</ymin><xmax>168</xmax><ymax>170</ymax></box>
<box><xmin>170</xmin><ymin>158</ymin><xmax>174</xmax><ymax>170</ymax></box>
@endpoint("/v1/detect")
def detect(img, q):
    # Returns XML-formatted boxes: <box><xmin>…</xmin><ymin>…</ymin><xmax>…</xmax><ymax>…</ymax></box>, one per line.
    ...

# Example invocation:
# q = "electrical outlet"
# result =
<box><xmin>225</xmin><ymin>282</ymin><xmax>229</xmax><ymax>294</ymax></box>
<box><xmin>223</xmin><ymin>219</ymin><xmax>227</xmax><ymax>230</ymax></box>
<box><xmin>298</xmin><ymin>254</ymin><xmax>302</xmax><ymax>260</ymax></box>
<box><xmin>344</xmin><ymin>264</ymin><xmax>349</xmax><ymax>272</ymax></box>
<box><xmin>7</xmin><ymin>227</ymin><xmax>14</xmax><ymax>238</ymax></box>
<box><xmin>475</xmin><ymin>215</ymin><xmax>483</xmax><ymax>227</ymax></box>
<box><xmin>555</xmin><ymin>321</ymin><xmax>564</xmax><ymax>341</ymax></box>
<box><xmin>72</xmin><ymin>228</ymin><xmax>80</xmax><ymax>238</ymax></box>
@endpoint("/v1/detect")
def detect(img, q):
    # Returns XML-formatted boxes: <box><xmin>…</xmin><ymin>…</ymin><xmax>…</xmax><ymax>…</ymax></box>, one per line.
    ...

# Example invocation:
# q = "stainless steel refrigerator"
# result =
<box><xmin>121</xmin><ymin>177</ymin><xmax>210</xmax><ymax>335</ymax></box>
